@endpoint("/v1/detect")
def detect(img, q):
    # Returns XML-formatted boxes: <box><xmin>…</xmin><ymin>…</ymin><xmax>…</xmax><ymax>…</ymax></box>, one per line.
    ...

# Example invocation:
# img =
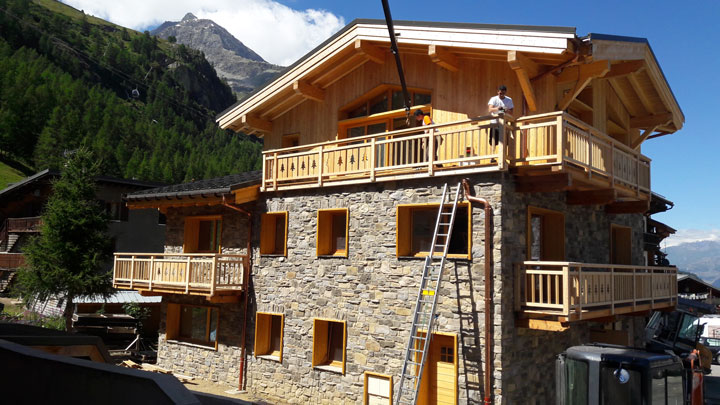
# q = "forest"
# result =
<box><xmin>0</xmin><ymin>0</ymin><xmax>262</xmax><ymax>184</ymax></box>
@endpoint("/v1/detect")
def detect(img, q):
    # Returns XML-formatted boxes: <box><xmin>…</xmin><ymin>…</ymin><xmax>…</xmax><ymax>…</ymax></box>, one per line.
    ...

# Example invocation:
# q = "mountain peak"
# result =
<box><xmin>181</xmin><ymin>13</ymin><xmax>197</xmax><ymax>22</ymax></box>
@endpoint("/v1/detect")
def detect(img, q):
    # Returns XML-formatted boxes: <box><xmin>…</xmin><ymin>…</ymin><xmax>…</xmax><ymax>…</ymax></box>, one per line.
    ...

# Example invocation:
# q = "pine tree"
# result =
<box><xmin>18</xmin><ymin>148</ymin><xmax>113</xmax><ymax>331</ymax></box>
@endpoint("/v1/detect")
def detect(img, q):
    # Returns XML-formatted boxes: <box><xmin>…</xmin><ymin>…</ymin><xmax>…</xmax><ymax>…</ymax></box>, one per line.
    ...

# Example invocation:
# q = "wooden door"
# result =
<box><xmin>417</xmin><ymin>333</ymin><xmax>457</xmax><ymax>405</ymax></box>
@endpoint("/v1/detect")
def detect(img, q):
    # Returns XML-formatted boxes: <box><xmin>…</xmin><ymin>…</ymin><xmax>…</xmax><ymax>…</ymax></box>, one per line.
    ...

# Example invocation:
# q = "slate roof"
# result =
<box><xmin>75</xmin><ymin>290</ymin><xmax>162</xmax><ymax>304</ymax></box>
<box><xmin>125</xmin><ymin>171</ymin><xmax>262</xmax><ymax>201</ymax></box>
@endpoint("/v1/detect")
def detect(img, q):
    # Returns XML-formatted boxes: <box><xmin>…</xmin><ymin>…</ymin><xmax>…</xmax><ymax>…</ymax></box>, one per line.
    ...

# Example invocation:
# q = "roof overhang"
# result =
<box><xmin>588</xmin><ymin>34</ymin><xmax>684</xmax><ymax>138</ymax></box>
<box><xmin>217</xmin><ymin>19</ymin><xmax>577</xmax><ymax>134</ymax></box>
<box><xmin>125</xmin><ymin>184</ymin><xmax>260</xmax><ymax>212</ymax></box>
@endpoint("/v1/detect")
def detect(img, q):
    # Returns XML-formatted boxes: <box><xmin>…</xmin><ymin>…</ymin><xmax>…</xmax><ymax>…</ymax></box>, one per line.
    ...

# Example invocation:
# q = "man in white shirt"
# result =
<box><xmin>487</xmin><ymin>85</ymin><xmax>513</xmax><ymax>153</ymax></box>
<box><xmin>487</xmin><ymin>85</ymin><xmax>513</xmax><ymax>114</ymax></box>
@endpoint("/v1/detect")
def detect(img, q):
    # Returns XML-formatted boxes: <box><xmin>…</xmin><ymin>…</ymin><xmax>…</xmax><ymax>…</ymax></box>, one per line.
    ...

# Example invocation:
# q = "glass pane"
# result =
<box><xmin>348</xmin><ymin>104</ymin><xmax>367</xmax><ymax>119</ymax></box>
<box><xmin>530</xmin><ymin>215</ymin><xmax>543</xmax><ymax>260</ymax></box>
<box><xmin>198</xmin><ymin>220</ymin><xmax>212</xmax><ymax>251</ymax></box>
<box><xmin>392</xmin><ymin>90</ymin><xmax>406</xmax><ymax>110</ymax></box>
<box><xmin>191</xmin><ymin>307</ymin><xmax>208</xmax><ymax>341</ymax></box>
<box><xmin>414</xmin><ymin>92</ymin><xmax>431</xmax><ymax>106</ymax></box>
<box><xmin>566</xmin><ymin>359</ymin><xmax>588</xmax><ymax>405</ymax></box>
<box><xmin>411</xmin><ymin>207</ymin><xmax>436</xmax><ymax>255</ymax></box>
<box><xmin>270</xmin><ymin>315</ymin><xmax>282</xmax><ymax>352</ymax></box>
<box><xmin>392</xmin><ymin>117</ymin><xmax>410</xmax><ymax>131</ymax></box>
<box><xmin>369</xmin><ymin>93</ymin><xmax>388</xmax><ymax>115</ymax></box>
<box><xmin>677</xmin><ymin>314</ymin><xmax>701</xmax><ymax>341</ymax></box>
<box><xmin>274</xmin><ymin>216</ymin><xmax>285</xmax><ymax>254</ymax></box>
<box><xmin>367</xmin><ymin>122</ymin><xmax>387</xmax><ymax>135</ymax></box>
<box><xmin>332</xmin><ymin>213</ymin><xmax>346</xmax><ymax>253</ymax></box>
<box><xmin>213</xmin><ymin>220</ymin><xmax>221</xmax><ymax>251</ymax></box>
<box><xmin>600</xmin><ymin>365</ymin><xmax>642</xmax><ymax>405</ymax></box>
<box><xmin>328</xmin><ymin>322</ymin><xmax>344</xmax><ymax>363</ymax></box>
<box><xmin>347</xmin><ymin>126</ymin><xmax>365</xmax><ymax>138</ymax></box>
<box><xmin>448</xmin><ymin>208</ymin><xmax>469</xmax><ymax>255</ymax></box>
<box><xmin>208</xmin><ymin>308</ymin><xmax>218</xmax><ymax>342</ymax></box>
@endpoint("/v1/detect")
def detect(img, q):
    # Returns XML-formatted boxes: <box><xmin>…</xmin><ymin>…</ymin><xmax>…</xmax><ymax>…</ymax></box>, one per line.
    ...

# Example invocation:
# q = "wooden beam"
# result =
<box><xmin>207</xmin><ymin>295</ymin><xmax>241</xmax><ymax>304</ymax></box>
<box><xmin>292</xmin><ymin>80</ymin><xmax>325</xmax><ymax>103</ymax></box>
<box><xmin>559</xmin><ymin>60</ymin><xmax>610</xmax><ymax>110</ymax></box>
<box><xmin>566</xmin><ymin>189</ymin><xmax>616</xmax><ymax>205</ymax></box>
<box><xmin>241</xmin><ymin>115</ymin><xmax>272</xmax><ymax>133</ymax></box>
<box><xmin>604</xmin><ymin>61</ymin><xmax>645</xmax><ymax>79</ymax></box>
<box><xmin>609</xmin><ymin>78</ymin><xmax>642</xmax><ymax>117</ymax></box>
<box><xmin>514</xmin><ymin>173</ymin><xmax>572</xmax><ymax>193</ymax></box>
<box><xmin>311</xmin><ymin>54</ymin><xmax>369</xmax><ymax>88</ymax></box>
<box><xmin>138</xmin><ymin>290</ymin><xmax>165</xmax><ymax>297</ymax></box>
<box><xmin>126</xmin><ymin>196</ymin><xmax>227</xmax><ymax>210</ymax></box>
<box><xmin>629</xmin><ymin>112</ymin><xmax>672</xmax><ymax>129</ymax></box>
<box><xmin>354</xmin><ymin>39</ymin><xmax>385</xmax><ymax>64</ymax></box>
<box><xmin>631</xmin><ymin>126</ymin><xmax>658</xmax><ymax>149</ymax></box>
<box><xmin>233</xmin><ymin>185</ymin><xmax>260</xmax><ymax>205</ymax></box>
<box><xmin>429</xmin><ymin>44</ymin><xmax>459</xmax><ymax>72</ymax></box>
<box><xmin>605</xmin><ymin>199</ymin><xmax>650</xmax><ymax>214</ymax></box>
<box><xmin>627</xmin><ymin>73</ymin><xmax>655</xmax><ymax>114</ymax></box>
<box><xmin>516</xmin><ymin>318</ymin><xmax>569</xmax><ymax>331</ymax></box>
<box><xmin>508</xmin><ymin>51</ymin><xmax>540</xmax><ymax>111</ymax></box>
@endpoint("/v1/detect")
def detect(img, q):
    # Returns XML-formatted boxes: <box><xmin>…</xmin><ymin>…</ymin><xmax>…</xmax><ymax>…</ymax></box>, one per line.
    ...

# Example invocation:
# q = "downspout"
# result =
<box><xmin>222</xmin><ymin>196</ymin><xmax>252</xmax><ymax>392</ymax></box>
<box><xmin>461</xmin><ymin>179</ymin><xmax>494</xmax><ymax>405</ymax></box>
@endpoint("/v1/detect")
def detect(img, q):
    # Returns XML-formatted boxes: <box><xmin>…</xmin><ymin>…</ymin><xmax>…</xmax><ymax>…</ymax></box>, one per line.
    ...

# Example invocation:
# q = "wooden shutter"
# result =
<box><xmin>396</xmin><ymin>206</ymin><xmax>411</xmax><ymax>257</ymax></box>
<box><xmin>254</xmin><ymin>313</ymin><xmax>271</xmax><ymax>356</ymax></box>
<box><xmin>183</xmin><ymin>219</ymin><xmax>199</xmax><ymax>253</ymax></box>
<box><xmin>260</xmin><ymin>214</ymin><xmax>276</xmax><ymax>255</ymax></box>
<box><xmin>317</xmin><ymin>211</ymin><xmax>332</xmax><ymax>256</ymax></box>
<box><xmin>166</xmin><ymin>303</ymin><xmax>180</xmax><ymax>340</ymax></box>
<box><xmin>312</xmin><ymin>319</ymin><xmax>329</xmax><ymax>366</ymax></box>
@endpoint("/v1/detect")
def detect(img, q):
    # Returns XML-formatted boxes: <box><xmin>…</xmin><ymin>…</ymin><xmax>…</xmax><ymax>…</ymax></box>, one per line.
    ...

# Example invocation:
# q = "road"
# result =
<box><xmin>707</xmin><ymin>364</ymin><xmax>720</xmax><ymax>404</ymax></box>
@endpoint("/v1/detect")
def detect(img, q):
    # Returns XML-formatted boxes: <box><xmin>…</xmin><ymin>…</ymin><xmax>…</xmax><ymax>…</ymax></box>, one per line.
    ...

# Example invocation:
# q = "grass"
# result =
<box><xmin>0</xmin><ymin>160</ymin><xmax>26</xmax><ymax>190</ymax></box>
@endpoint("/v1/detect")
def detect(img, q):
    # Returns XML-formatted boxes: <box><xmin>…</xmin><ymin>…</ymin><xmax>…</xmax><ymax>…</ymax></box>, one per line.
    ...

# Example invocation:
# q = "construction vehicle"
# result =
<box><xmin>556</xmin><ymin>298</ymin><xmax>716</xmax><ymax>404</ymax></box>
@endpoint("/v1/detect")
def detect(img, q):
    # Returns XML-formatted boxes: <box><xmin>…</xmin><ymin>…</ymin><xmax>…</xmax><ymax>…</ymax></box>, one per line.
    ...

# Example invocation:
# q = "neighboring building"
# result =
<box><xmin>113</xmin><ymin>20</ymin><xmax>683</xmax><ymax>404</ymax></box>
<box><xmin>678</xmin><ymin>274</ymin><xmax>720</xmax><ymax>304</ymax></box>
<box><xmin>0</xmin><ymin>169</ymin><xmax>167</xmax><ymax>295</ymax></box>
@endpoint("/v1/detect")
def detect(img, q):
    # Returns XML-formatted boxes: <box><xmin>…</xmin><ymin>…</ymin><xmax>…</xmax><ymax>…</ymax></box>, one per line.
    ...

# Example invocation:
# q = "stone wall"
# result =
<box><xmin>499</xmin><ymin>188</ymin><xmax>646</xmax><ymax>404</ymax></box>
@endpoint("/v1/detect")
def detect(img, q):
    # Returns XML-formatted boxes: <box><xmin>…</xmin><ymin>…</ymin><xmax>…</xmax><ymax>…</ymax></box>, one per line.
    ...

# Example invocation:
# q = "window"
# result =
<box><xmin>260</xmin><ymin>212</ymin><xmax>288</xmax><ymax>256</ymax></box>
<box><xmin>312</xmin><ymin>318</ymin><xmax>346</xmax><ymax>374</ymax></box>
<box><xmin>396</xmin><ymin>203</ymin><xmax>471</xmax><ymax>259</ymax></box>
<box><xmin>527</xmin><ymin>207</ymin><xmax>564</xmax><ymax>261</ymax></box>
<box><xmin>254</xmin><ymin>312</ymin><xmax>284</xmax><ymax>361</ymax></box>
<box><xmin>104</xmin><ymin>201</ymin><xmax>129</xmax><ymax>221</ymax></box>
<box><xmin>166</xmin><ymin>304</ymin><xmax>219</xmax><ymax>349</ymax></box>
<box><xmin>338</xmin><ymin>85</ymin><xmax>432</xmax><ymax>140</ymax></box>
<box><xmin>158</xmin><ymin>212</ymin><xmax>167</xmax><ymax>225</ymax></box>
<box><xmin>317</xmin><ymin>209</ymin><xmax>348</xmax><ymax>257</ymax></box>
<box><xmin>610</xmin><ymin>224</ymin><xmax>632</xmax><ymax>265</ymax></box>
<box><xmin>183</xmin><ymin>216</ymin><xmax>222</xmax><ymax>253</ymax></box>
<box><xmin>365</xmin><ymin>372</ymin><xmax>392</xmax><ymax>404</ymax></box>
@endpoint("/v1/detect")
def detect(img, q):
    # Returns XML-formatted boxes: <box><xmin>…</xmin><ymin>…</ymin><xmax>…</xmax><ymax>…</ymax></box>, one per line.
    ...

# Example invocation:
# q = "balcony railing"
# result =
<box><xmin>112</xmin><ymin>253</ymin><xmax>247</xmax><ymax>296</ymax></box>
<box><xmin>0</xmin><ymin>253</ymin><xmax>25</xmax><ymax>269</ymax></box>
<box><xmin>513</xmin><ymin>112</ymin><xmax>651</xmax><ymax>195</ymax></box>
<box><xmin>7</xmin><ymin>217</ymin><xmax>42</xmax><ymax>232</ymax></box>
<box><xmin>515</xmin><ymin>261</ymin><xmax>677</xmax><ymax>322</ymax></box>
<box><xmin>262</xmin><ymin>116</ymin><xmax>510</xmax><ymax>191</ymax></box>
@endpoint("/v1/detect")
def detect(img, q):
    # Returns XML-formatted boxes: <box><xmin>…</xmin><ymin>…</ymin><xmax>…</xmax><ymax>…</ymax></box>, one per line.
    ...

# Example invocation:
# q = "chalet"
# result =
<box><xmin>113</xmin><ymin>20</ymin><xmax>683</xmax><ymax>403</ymax></box>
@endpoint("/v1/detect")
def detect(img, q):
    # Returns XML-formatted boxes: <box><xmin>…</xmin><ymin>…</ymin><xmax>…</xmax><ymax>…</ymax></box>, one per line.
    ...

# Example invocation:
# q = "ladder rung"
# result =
<box><xmin>441</xmin><ymin>212</ymin><xmax>452</xmax><ymax>215</ymax></box>
<box><xmin>439</xmin><ymin>222</ymin><xmax>451</xmax><ymax>226</ymax></box>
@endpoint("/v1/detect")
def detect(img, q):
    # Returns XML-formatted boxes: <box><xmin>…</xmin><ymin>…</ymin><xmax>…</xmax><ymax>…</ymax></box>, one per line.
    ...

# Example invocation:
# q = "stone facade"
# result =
<box><xmin>155</xmin><ymin>173</ymin><xmax>648</xmax><ymax>404</ymax></box>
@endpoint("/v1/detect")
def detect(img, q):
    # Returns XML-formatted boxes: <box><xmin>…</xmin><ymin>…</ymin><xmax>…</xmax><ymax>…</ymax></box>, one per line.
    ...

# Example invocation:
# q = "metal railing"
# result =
<box><xmin>515</xmin><ymin>261</ymin><xmax>677</xmax><ymax>321</ymax></box>
<box><xmin>112</xmin><ymin>253</ymin><xmax>247</xmax><ymax>296</ymax></box>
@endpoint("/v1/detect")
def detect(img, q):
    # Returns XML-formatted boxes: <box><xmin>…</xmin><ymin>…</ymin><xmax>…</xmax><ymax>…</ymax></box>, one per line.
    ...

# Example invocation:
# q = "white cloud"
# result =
<box><xmin>663</xmin><ymin>228</ymin><xmax>720</xmax><ymax>247</ymax></box>
<box><xmin>61</xmin><ymin>0</ymin><xmax>345</xmax><ymax>66</ymax></box>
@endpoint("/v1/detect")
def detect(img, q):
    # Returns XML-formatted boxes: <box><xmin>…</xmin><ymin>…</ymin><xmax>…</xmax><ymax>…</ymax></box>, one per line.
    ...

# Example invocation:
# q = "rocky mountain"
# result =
<box><xmin>151</xmin><ymin>13</ymin><xmax>283</xmax><ymax>97</ymax></box>
<box><xmin>665</xmin><ymin>240</ymin><xmax>720</xmax><ymax>285</ymax></box>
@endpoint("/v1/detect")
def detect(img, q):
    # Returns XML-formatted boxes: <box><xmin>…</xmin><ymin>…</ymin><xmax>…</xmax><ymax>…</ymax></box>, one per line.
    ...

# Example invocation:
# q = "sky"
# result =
<box><xmin>62</xmin><ymin>0</ymin><xmax>720</xmax><ymax>247</ymax></box>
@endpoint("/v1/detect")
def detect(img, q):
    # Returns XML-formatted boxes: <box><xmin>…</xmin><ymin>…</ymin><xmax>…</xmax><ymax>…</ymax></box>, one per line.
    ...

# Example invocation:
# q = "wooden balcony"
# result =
<box><xmin>262</xmin><ymin>116</ymin><xmax>510</xmax><ymax>191</ymax></box>
<box><xmin>515</xmin><ymin>261</ymin><xmax>677</xmax><ymax>323</ymax></box>
<box><xmin>0</xmin><ymin>253</ymin><xmax>24</xmax><ymax>269</ymax></box>
<box><xmin>112</xmin><ymin>253</ymin><xmax>247</xmax><ymax>298</ymax></box>
<box><xmin>6</xmin><ymin>217</ymin><xmax>42</xmax><ymax>232</ymax></box>
<box><xmin>513</xmin><ymin>112</ymin><xmax>651</xmax><ymax>199</ymax></box>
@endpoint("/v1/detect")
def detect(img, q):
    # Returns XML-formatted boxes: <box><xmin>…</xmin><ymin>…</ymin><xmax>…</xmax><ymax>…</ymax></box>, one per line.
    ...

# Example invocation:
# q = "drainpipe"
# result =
<box><xmin>461</xmin><ymin>179</ymin><xmax>494</xmax><ymax>405</ymax></box>
<box><xmin>222</xmin><ymin>196</ymin><xmax>252</xmax><ymax>392</ymax></box>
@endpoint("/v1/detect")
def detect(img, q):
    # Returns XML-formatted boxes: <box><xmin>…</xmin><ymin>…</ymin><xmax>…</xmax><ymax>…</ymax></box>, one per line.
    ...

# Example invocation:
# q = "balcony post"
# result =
<box><xmin>578</xmin><ymin>265</ymin><xmax>584</xmax><ymax>320</ymax></box>
<box><xmin>632</xmin><ymin>267</ymin><xmax>637</xmax><ymax>311</ymax></box>
<box><xmin>609</xmin><ymin>144</ymin><xmax>615</xmax><ymax>187</ymax></box>
<box><xmin>610</xmin><ymin>266</ymin><xmax>615</xmax><ymax>315</ymax></box>
<box><xmin>650</xmin><ymin>269</ymin><xmax>655</xmax><ymax>309</ymax></box>
<box><xmin>211</xmin><ymin>255</ymin><xmax>218</xmax><ymax>296</ymax></box>
<box><xmin>185</xmin><ymin>256</ymin><xmax>191</xmax><ymax>294</ymax></box>
<box><xmin>514</xmin><ymin>263</ymin><xmax>521</xmax><ymax>311</ymax></box>
<box><xmin>261</xmin><ymin>154</ymin><xmax>267</xmax><ymax>191</ymax></box>
<box><xmin>317</xmin><ymin>145</ymin><xmax>324</xmax><ymax>187</ymax></box>
<box><xmin>428</xmin><ymin>130</ymin><xmax>435</xmax><ymax>175</ymax></box>
<box><xmin>635</xmin><ymin>152</ymin><xmax>641</xmax><ymax>196</ymax></box>
<box><xmin>149</xmin><ymin>255</ymin><xmax>155</xmax><ymax>291</ymax></box>
<box><xmin>556</xmin><ymin>115</ymin><xmax>564</xmax><ymax>166</ymax></box>
<box><xmin>130</xmin><ymin>255</ymin><xmax>135</xmax><ymax>289</ymax></box>
<box><xmin>498</xmin><ymin>117</ymin><xmax>506</xmax><ymax>169</ymax></box>
<box><xmin>272</xmin><ymin>152</ymin><xmax>279</xmax><ymax>191</ymax></box>
<box><xmin>562</xmin><ymin>265</ymin><xmax>570</xmax><ymax>316</ymax></box>
<box><xmin>370</xmin><ymin>138</ymin><xmax>376</xmax><ymax>182</ymax></box>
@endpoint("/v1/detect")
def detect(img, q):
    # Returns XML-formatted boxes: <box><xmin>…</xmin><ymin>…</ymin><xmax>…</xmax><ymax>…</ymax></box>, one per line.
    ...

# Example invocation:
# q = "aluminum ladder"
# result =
<box><xmin>395</xmin><ymin>183</ymin><xmax>462</xmax><ymax>405</ymax></box>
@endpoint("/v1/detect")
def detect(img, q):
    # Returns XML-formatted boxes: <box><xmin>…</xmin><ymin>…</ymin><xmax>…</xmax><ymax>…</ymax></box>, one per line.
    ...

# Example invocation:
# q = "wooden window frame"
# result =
<box><xmin>526</xmin><ymin>206</ymin><xmax>565</xmax><ymax>261</ymax></box>
<box><xmin>610</xmin><ymin>224</ymin><xmax>632</xmax><ymax>265</ymax></box>
<box><xmin>364</xmin><ymin>372</ymin><xmax>393</xmax><ymax>405</ymax></box>
<box><xmin>312</xmin><ymin>318</ymin><xmax>346</xmax><ymax>374</ymax></box>
<box><xmin>183</xmin><ymin>215</ymin><xmax>222</xmax><ymax>253</ymax></box>
<box><xmin>396</xmin><ymin>203</ymin><xmax>472</xmax><ymax>260</ymax></box>
<box><xmin>166</xmin><ymin>303</ymin><xmax>219</xmax><ymax>350</ymax></box>
<box><xmin>316</xmin><ymin>208</ymin><xmax>349</xmax><ymax>257</ymax></box>
<box><xmin>254</xmin><ymin>312</ymin><xmax>284</xmax><ymax>362</ymax></box>
<box><xmin>260</xmin><ymin>212</ymin><xmax>288</xmax><ymax>256</ymax></box>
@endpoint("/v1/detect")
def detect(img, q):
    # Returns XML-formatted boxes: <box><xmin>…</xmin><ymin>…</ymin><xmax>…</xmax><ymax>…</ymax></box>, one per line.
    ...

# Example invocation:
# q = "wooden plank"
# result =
<box><xmin>354</xmin><ymin>39</ymin><xmax>386</xmax><ymax>64</ymax></box>
<box><xmin>630</xmin><ymin>126</ymin><xmax>658</xmax><ymax>149</ymax></box>
<box><xmin>514</xmin><ymin>173</ymin><xmax>572</xmax><ymax>193</ymax></box>
<box><xmin>293</xmin><ymin>80</ymin><xmax>325</xmax><ymax>102</ymax></box>
<box><xmin>206</xmin><ymin>294</ymin><xmax>241</xmax><ymax>304</ymax></box>
<box><xmin>627</xmin><ymin>74</ymin><xmax>655</xmax><ymax>115</ymax></box>
<box><xmin>508</xmin><ymin>51</ymin><xmax>539</xmax><ymax>111</ymax></box>
<box><xmin>566</xmin><ymin>189</ymin><xmax>616</xmax><ymax>205</ymax></box>
<box><xmin>604</xmin><ymin>61</ymin><xmax>645</xmax><ymax>79</ymax></box>
<box><xmin>605</xmin><ymin>199</ymin><xmax>650</xmax><ymax>214</ymax></box>
<box><xmin>429</xmin><ymin>44</ymin><xmax>459</xmax><ymax>72</ymax></box>
<box><xmin>629</xmin><ymin>113</ymin><xmax>672</xmax><ymax>129</ymax></box>
<box><xmin>241</xmin><ymin>115</ymin><xmax>272</xmax><ymax>133</ymax></box>
<box><xmin>232</xmin><ymin>185</ymin><xmax>261</xmax><ymax>205</ymax></box>
<box><xmin>515</xmin><ymin>318</ymin><xmax>569</xmax><ymax>331</ymax></box>
<box><xmin>559</xmin><ymin>60</ymin><xmax>611</xmax><ymax>111</ymax></box>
